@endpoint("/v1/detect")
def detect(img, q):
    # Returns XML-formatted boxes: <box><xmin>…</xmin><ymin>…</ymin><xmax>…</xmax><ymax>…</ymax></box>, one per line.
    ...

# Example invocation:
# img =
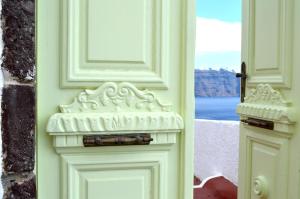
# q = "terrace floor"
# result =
<box><xmin>194</xmin><ymin>176</ymin><xmax>237</xmax><ymax>199</ymax></box>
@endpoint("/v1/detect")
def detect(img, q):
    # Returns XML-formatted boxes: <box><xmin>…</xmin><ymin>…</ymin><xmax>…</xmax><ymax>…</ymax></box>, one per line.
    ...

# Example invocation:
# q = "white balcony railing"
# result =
<box><xmin>194</xmin><ymin>119</ymin><xmax>240</xmax><ymax>185</ymax></box>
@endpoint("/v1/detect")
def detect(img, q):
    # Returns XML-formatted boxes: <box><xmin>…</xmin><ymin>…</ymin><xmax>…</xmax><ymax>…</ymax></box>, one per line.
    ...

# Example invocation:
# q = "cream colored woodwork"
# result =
<box><xmin>46</xmin><ymin>82</ymin><xmax>184</xmax><ymax>133</ymax></box>
<box><xmin>52</xmin><ymin>133</ymin><xmax>178</xmax><ymax>148</ymax></box>
<box><xmin>237</xmin><ymin>84</ymin><xmax>295</xmax><ymax>198</ymax></box>
<box><xmin>61</xmin><ymin>0</ymin><xmax>170</xmax><ymax>89</ymax></box>
<box><xmin>237</xmin><ymin>84</ymin><xmax>295</xmax><ymax>135</ymax></box>
<box><xmin>46</xmin><ymin>82</ymin><xmax>184</xmax><ymax>148</ymax></box>
<box><xmin>60</xmin><ymin>151</ymin><xmax>169</xmax><ymax>199</ymax></box>
<box><xmin>37</xmin><ymin>0</ymin><xmax>195</xmax><ymax>198</ymax></box>
<box><xmin>238</xmin><ymin>0</ymin><xmax>300</xmax><ymax>198</ymax></box>
<box><xmin>243</xmin><ymin>0</ymin><xmax>293</xmax><ymax>88</ymax></box>
<box><xmin>42</xmin><ymin>81</ymin><xmax>184</xmax><ymax>199</ymax></box>
<box><xmin>238</xmin><ymin>126</ymin><xmax>289</xmax><ymax>199</ymax></box>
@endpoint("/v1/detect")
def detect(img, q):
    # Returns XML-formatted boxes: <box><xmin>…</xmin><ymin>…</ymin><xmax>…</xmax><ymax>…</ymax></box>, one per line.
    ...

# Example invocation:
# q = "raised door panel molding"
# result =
<box><xmin>61</xmin><ymin>151</ymin><xmax>168</xmax><ymax>199</ymax></box>
<box><xmin>242</xmin><ymin>130</ymin><xmax>289</xmax><ymax>199</ymax></box>
<box><xmin>61</xmin><ymin>0</ymin><xmax>170</xmax><ymax>89</ymax></box>
<box><xmin>244</xmin><ymin>0</ymin><xmax>293</xmax><ymax>87</ymax></box>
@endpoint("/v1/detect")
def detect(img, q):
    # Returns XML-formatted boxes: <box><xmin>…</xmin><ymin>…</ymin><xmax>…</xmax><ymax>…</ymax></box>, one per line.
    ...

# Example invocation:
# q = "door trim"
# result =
<box><xmin>180</xmin><ymin>0</ymin><xmax>196</xmax><ymax>198</ymax></box>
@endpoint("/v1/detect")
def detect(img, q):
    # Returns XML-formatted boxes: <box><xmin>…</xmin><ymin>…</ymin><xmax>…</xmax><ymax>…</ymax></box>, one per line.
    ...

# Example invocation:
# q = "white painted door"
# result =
<box><xmin>237</xmin><ymin>0</ymin><xmax>300</xmax><ymax>198</ymax></box>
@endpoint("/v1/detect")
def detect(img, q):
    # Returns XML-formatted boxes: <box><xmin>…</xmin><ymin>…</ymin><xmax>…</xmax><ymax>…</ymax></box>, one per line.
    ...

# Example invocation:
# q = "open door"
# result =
<box><xmin>237</xmin><ymin>0</ymin><xmax>299</xmax><ymax>198</ymax></box>
<box><xmin>37</xmin><ymin>0</ymin><xmax>196</xmax><ymax>199</ymax></box>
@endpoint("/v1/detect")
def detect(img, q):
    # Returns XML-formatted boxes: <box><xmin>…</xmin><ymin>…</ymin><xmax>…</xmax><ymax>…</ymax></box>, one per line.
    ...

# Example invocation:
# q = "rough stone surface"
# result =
<box><xmin>1</xmin><ymin>0</ymin><xmax>35</xmax><ymax>82</ymax></box>
<box><xmin>1</xmin><ymin>0</ymin><xmax>36</xmax><ymax>198</ymax></box>
<box><xmin>4</xmin><ymin>175</ymin><xmax>36</xmax><ymax>199</ymax></box>
<box><xmin>1</xmin><ymin>85</ymin><xmax>35</xmax><ymax>173</ymax></box>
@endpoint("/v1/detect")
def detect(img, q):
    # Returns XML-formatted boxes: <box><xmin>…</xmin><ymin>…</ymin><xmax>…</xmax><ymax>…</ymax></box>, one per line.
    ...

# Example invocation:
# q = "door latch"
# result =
<box><xmin>236</xmin><ymin>62</ymin><xmax>247</xmax><ymax>102</ymax></box>
<box><xmin>83</xmin><ymin>134</ymin><xmax>153</xmax><ymax>147</ymax></box>
<box><xmin>241</xmin><ymin>118</ymin><xmax>274</xmax><ymax>130</ymax></box>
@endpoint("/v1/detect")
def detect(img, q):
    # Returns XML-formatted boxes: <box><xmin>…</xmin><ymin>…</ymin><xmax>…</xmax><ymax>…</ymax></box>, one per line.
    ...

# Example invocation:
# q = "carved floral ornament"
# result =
<box><xmin>60</xmin><ymin>82</ymin><xmax>172</xmax><ymax>113</ymax></box>
<box><xmin>237</xmin><ymin>84</ymin><xmax>295</xmax><ymax>123</ymax></box>
<box><xmin>47</xmin><ymin>82</ymin><xmax>184</xmax><ymax>133</ymax></box>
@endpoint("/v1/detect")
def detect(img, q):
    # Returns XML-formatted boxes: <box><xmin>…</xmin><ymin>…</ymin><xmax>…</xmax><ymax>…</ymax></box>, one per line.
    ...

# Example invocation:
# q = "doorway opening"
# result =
<box><xmin>193</xmin><ymin>0</ymin><xmax>242</xmax><ymax>198</ymax></box>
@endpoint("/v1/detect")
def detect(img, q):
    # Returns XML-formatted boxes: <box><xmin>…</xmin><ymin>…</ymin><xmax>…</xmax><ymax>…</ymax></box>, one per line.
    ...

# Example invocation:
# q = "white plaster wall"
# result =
<box><xmin>194</xmin><ymin>119</ymin><xmax>240</xmax><ymax>185</ymax></box>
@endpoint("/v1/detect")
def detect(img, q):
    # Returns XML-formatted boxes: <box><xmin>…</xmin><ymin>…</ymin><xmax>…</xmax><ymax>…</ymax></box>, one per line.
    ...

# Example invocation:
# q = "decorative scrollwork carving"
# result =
<box><xmin>60</xmin><ymin>82</ymin><xmax>171</xmax><ymax>113</ymax></box>
<box><xmin>244</xmin><ymin>84</ymin><xmax>289</xmax><ymax>106</ymax></box>
<box><xmin>47</xmin><ymin>82</ymin><xmax>184</xmax><ymax>133</ymax></box>
<box><xmin>237</xmin><ymin>84</ymin><xmax>295</xmax><ymax>125</ymax></box>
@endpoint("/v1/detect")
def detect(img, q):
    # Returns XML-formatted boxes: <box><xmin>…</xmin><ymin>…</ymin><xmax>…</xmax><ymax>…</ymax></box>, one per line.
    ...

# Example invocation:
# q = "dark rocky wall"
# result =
<box><xmin>1</xmin><ymin>0</ymin><xmax>36</xmax><ymax>198</ymax></box>
<box><xmin>2</xmin><ymin>0</ymin><xmax>35</xmax><ymax>82</ymax></box>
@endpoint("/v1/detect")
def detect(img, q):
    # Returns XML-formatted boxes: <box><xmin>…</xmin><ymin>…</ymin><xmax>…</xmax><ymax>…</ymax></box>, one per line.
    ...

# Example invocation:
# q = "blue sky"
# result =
<box><xmin>195</xmin><ymin>0</ymin><xmax>241</xmax><ymax>72</ymax></box>
<box><xmin>196</xmin><ymin>0</ymin><xmax>241</xmax><ymax>22</ymax></box>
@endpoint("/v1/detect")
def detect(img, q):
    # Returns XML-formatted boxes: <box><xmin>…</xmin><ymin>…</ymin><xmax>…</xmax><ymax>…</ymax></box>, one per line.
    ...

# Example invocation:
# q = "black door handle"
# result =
<box><xmin>236</xmin><ymin>72</ymin><xmax>247</xmax><ymax>78</ymax></box>
<box><xmin>236</xmin><ymin>62</ymin><xmax>247</xmax><ymax>102</ymax></box>
<box><xmin>241</xmin><ymin>118</ymin><xmax>274</xmax><ymax>130</ymax></box>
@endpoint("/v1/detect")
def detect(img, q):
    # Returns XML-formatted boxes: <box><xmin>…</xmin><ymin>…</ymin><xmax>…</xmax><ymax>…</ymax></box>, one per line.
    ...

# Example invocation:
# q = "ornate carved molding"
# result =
<box><xmin>47</xmin><ymin>112</ymin><xmax>183</xmax><ymax>133</ymax></box>
<box><xmin>244</xmin><ymin>84</ymin><xmax>289</xmax><ymax>106</ymax></box>
<box><xmin>47</xmin><ymin>82</ymin><xmax>184</xmax><ymax>135</ymax></box>
<box><xmin>237</xmin><ymin>84</ymin><xmax>296</xmax><ymax>134</ymax></box>
<box><xmin>60</xmin><ymin>82</ymin><xmax>171</xmax><ymax>113</ymax></box>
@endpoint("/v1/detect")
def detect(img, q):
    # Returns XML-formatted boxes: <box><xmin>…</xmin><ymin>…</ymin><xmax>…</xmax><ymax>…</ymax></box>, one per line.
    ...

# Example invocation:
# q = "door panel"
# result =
<box><xmin>237</xmin><ymin>84</ymin><xmax>295</xmax><ymax>199</ymax></box>
<box><xmin>243</xmin><ymin>0</ymin><xmax>293</xmax><ymax>88</ymax></box>
<box><xmin>238</xmin><ymin>0</ymin><xmax>298</xmax><ymax>198</ymax></box>
<box><xmin>37</xmin><ymin>0</ymin><xmax>195</xmax><ymax>199</ymax></box>
<box><xmin>61</xmin><ymin>0</ymin><xmax>170</xmax><ymax>88</ymax></box>
<box><xmin>61</xmin><ymin>151</ymin><xmax>168</xmax><ymax>199</ymax></box>
<box><xmin>241</xmin><ymin>127</ymin><xmax>289</xmax><ymax>199</ymax></box>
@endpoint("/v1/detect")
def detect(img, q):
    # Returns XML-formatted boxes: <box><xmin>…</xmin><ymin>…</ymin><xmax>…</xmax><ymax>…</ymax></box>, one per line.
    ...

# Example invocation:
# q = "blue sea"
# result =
<box><xmin>195</xmin><ymin>97</ymin><xmax>240</xmax><ymax>121</ymax></box>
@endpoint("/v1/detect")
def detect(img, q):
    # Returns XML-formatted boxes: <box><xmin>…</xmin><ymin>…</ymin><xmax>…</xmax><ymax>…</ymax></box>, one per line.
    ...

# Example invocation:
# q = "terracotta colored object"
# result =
<box><xmin>194</xmin><ymin>176</ymin><xmax>237</xmax><ymax>199</ymax></box>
